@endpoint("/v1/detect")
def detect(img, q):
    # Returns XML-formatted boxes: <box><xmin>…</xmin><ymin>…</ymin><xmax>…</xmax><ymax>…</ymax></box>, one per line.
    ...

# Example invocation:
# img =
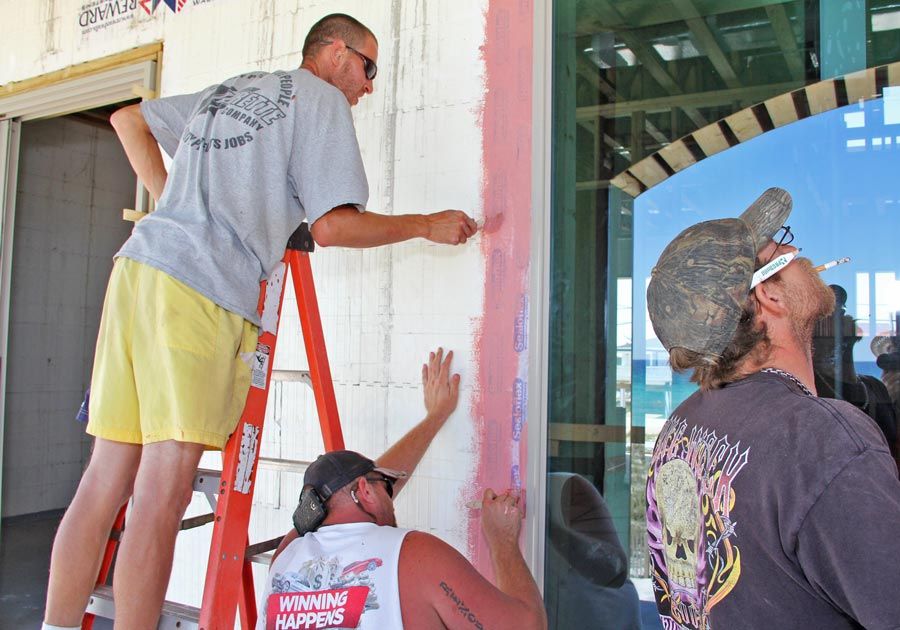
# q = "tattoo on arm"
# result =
<box><xmin>440</xmin><ymin>581</ymin><xmax>486</xmax><ymax>629</ymax></box>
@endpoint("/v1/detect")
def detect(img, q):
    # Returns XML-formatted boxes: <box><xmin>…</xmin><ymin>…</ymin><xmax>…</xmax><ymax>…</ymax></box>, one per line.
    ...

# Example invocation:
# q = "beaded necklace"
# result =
<box><xmin>760</xmin><ymin>367</ymin><xmax>814</xmax><ymax>397</ymax></box>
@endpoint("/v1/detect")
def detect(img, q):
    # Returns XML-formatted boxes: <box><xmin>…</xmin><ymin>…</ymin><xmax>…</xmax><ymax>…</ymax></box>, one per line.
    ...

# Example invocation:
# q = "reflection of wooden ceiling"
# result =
<box><xmin>611</xmin><ymin>61</ymin><xmax>900</xmax><ymax>197</ymax></box>
<box><xmin>574</xmin><ymin>0</ymin><xmax>792</xmax><ymax>33</ymax></box>
<box><xmin>570</xmin><ymin>0</ymin><xmax>815</xmax><ymax>191</ymax></box>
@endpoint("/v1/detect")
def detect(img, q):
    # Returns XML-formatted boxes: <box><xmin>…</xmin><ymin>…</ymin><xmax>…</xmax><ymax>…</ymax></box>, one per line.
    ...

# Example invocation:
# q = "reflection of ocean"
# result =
<box><xmin>854</xmin><ymin>361</ymin><xmax>881</xmax><ymax>379</ymax></box>
<box><xmin>632</xmin><ymin>361</ymin><xmax>696</xmax><ymax>424</ymax></box>
<box><xmin>631</xmin><ymin>360</ymin><xmax>882</xmax><ymax>425</ymax></box>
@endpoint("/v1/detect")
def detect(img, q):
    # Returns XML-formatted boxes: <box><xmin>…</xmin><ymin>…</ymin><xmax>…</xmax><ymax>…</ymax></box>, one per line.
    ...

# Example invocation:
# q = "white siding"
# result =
<box><xmin>1</xmin><ymin>0</ymin><xmax>490</xmax><ymax>609</ymax></box>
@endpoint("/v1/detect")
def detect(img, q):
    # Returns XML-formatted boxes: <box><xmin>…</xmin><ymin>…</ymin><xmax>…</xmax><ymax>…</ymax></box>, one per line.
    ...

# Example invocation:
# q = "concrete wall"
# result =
<box><xmin>0</xmin><ymin>0</ymin><xmax>536</xmax><ymax>608</ymax></box>
<box><xmin>1</xmin><ymin>116</ymin><xmax>134</xmax><ymax>516</ymax></box>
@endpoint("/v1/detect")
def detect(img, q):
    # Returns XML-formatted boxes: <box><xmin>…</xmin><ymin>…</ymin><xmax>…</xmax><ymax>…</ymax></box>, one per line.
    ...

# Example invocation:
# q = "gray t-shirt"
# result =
<box><xmin>118</xmin><ymin>69</ymin><xmax>368</xmax><ymax>324</ymax></box>
<box><xmin>646</xmin><ymin>371</ymin><xmax>900</xmax><ymax>630</ymax></box>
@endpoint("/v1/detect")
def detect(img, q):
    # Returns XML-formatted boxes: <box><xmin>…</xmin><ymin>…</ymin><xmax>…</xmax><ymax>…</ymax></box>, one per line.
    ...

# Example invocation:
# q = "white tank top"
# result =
<box><xmin>257</xmin><ymin>522</ymin><xmax>410</xmax><ymax>630</ymax></box>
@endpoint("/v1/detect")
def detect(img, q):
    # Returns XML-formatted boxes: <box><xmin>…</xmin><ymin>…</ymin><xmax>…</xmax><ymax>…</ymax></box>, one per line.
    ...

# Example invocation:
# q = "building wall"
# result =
<box><xmin>1</xmin><ymin>116</ymin><xmax>134</xmax><ymax>516</ymax></box>
<box><xmin>0</xmin><ymin>0</ymin><xmax>536</xmax><ymax>608</ymax></box>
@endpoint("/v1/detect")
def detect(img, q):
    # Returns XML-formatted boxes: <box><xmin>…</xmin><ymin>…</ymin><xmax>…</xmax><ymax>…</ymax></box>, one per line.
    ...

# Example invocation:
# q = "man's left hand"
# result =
<box><xmin>423</xmin><ymin>348</ymin><xmax>460</xmax><ymax>422</ymax></box>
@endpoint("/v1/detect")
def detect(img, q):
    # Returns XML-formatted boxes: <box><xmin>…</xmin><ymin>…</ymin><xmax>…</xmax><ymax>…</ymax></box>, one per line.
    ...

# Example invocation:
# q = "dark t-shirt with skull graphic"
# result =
<box><xmin>646</xmin><ymin>370</ymin><xmax>900</xmax><ymax>630</ymax></box>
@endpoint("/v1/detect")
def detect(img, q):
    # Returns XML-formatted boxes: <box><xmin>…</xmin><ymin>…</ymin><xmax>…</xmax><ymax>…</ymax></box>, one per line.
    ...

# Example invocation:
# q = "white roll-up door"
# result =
<box><xmin>0</xmin><ymin>117</ymin><xmax>21</xmax><ymax>525</ymax></box>
<box><xmin>0</xmin><ymin>60</ymin><xmax>156</xmax><ymax>122</ymax></box>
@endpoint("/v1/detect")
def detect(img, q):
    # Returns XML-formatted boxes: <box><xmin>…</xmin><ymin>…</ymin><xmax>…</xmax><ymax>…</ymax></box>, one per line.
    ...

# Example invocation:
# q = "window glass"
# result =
<box><xmin>548</xmin><ymin>1</ymin><xmax>900</xmax><ymax>629</ymax></box>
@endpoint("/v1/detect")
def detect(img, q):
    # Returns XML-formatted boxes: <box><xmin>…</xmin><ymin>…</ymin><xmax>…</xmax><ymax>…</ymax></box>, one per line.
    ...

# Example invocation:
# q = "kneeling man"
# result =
<box><xmin>258</xmin><ymin>349</ymin><xmax>547</xmax><ymax>630</ymax></box>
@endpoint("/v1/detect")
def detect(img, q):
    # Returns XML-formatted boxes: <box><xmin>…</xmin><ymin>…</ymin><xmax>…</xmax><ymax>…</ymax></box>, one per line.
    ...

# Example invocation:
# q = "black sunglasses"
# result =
<box><xmin>346</xmin><ymin>45</ymin><xmax>378</xmax><ymax>80</ymax></box>
<box><xmin>365</xmin><ymin>475</ymin><xmax>395</xmax><ymax>498</ymax></box>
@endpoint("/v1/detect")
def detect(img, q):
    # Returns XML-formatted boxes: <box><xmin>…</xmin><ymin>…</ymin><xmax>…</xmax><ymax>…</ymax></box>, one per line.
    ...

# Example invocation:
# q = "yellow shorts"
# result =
<box><xmin>87</xmin><ymin>258</ymin><xmax>258</xmax><ymax>449</ymax></box>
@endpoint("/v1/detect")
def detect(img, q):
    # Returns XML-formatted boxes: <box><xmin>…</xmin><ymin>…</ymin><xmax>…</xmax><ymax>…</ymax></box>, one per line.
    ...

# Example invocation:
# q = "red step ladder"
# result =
<box><xmin>83</xmin><ymin>223</ymin><xmax>344</xmax><ymax>629</ymax></box>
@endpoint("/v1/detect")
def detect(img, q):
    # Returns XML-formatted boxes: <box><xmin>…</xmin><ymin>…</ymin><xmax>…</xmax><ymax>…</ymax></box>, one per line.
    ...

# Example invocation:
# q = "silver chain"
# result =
<box><xmin>760</xmin><ymin>367</ymin><xmax>814</xmax><ymax>396</ymax></box>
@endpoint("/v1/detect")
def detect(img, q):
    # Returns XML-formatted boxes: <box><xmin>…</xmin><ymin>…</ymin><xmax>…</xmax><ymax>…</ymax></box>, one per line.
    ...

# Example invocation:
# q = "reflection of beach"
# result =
<box><xmin>632</xmin><ymin>361</ymin><xmax>697</xmax><ymax>437</ymax></box>
<box><xmin>634</xmin><ymin>361</ymin><xmax>881</xmax><ymax>433</ymax></box>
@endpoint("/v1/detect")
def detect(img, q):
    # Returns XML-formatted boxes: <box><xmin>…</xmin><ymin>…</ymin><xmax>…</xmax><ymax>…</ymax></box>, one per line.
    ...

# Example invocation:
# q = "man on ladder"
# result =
<box><xmin>42</xmin><ymin>12</ymin><xmax>477</xmax><ymax>630</ymax></box>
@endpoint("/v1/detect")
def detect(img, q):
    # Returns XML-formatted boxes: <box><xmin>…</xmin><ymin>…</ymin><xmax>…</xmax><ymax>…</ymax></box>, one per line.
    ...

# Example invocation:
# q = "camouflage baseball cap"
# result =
<box><xmin>647</xmin><ymin>187</ymin><xmax>792</xmax><ymax>356</ymax></box>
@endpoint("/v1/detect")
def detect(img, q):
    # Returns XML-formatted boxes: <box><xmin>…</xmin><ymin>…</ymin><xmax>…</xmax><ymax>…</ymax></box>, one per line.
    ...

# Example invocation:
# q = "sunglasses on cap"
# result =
<box><xmin>751</xmin><ymin>226</ymin><xmax>797</xmax><ymax>288</ymax></box>
<box><xmin>762</xmin><ymin>225</ymin><xmax>794</xmax><ymax>265</ymax></box>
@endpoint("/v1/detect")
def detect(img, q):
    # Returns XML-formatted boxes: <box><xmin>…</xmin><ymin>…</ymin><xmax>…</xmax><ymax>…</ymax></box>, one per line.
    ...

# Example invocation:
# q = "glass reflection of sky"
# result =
<box><xmin>634</xmin><ymin>89</ymin><xmax>900</xmax><ymax>367</ymax></box>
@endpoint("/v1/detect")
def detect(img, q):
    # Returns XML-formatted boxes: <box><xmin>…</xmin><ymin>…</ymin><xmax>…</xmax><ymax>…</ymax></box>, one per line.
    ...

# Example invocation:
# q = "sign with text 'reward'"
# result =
<box><xmin>267</xmin><ymin>586</ymin><xmax>369</xmax><ymax>630</ymax></box>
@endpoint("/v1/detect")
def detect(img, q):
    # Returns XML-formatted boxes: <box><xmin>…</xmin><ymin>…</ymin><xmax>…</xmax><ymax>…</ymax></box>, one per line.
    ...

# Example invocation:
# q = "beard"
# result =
<box><xmin>788</xmin><ymin>257</ymin><xmax>836</xmax><ymax>347</ymax></box>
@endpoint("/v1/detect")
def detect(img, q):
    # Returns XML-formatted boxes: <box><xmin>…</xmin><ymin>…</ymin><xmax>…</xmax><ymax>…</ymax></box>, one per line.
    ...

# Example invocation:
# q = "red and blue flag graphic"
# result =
<box><xmin>139</xmin><ymin>0</ymin><xmax>185</xmax><ymax>14</ymax></box>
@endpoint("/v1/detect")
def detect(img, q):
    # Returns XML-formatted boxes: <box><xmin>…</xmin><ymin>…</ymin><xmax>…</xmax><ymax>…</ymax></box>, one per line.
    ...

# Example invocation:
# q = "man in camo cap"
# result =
<box><xmin>644</xmin><ymin>187</ymin><xmax>900</xmax><ymax>629</ymax></box>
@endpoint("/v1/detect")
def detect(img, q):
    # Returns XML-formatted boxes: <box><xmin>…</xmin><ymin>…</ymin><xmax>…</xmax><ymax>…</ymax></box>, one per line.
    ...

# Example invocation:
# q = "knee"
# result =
<box><xmin>77</xmin><ymin>466</ymin><xmax>135</xmax><ymax>513</ymax></box>
<box><xmin>134</xmin><ymin>479</ymin><xmax>194</xmax><ymax>524</ymax></box>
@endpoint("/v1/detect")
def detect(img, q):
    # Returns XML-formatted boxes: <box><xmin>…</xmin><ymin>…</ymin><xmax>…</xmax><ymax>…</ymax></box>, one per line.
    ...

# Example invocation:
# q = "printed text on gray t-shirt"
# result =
<box><xmin>118</xmin><ymin>69</ymin><xmax>369</xmax><ymax>324</ymax></box>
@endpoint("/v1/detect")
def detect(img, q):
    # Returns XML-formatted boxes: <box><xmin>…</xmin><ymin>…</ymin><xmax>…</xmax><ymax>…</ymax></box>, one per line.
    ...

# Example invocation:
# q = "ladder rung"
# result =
<box><xmin>107</xmin><ymin>512</ymin><xmax>215</xmax><ymax>540</ymax></box>
<box><xmin>180</xmin><ymin>512</ymin><xmax>215</xmax><ymax>531</ymax></box>
<box><xmin>86</xmin><ymin>585</ymin><xmax>200</xmax><ymax>628</ymax></box>
<box><xmin>197</xmin><ymin>458</ymin><xmax>311</xmax><ymax>479</ymax></box>
<box><xmin>248</xmin><ymin>550</ymin><xmax>275</xmax><ymax>565</ymax></box>
<box><xmin>193</xmin><ymin>468</ymin><xmax>221</xmax><ymax>491</ymax></box>
<box><xmin>245</xmin><ymin>535</ymin><xmax>283</xmax><ymax>564</ymax></box>
<box><xmin>271</xmin><ymin>368</ymin><xmax>311</xmax><ymax>385</ymax></box>
<box><xmin>257</xmin><ymin>456</ymin><xmax>312</xmax><ymax>474</ymax></box>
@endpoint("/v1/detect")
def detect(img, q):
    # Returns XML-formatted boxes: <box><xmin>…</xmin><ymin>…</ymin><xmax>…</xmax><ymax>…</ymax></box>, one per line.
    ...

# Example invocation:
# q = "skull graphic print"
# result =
<box><xmin>647</xmin><ymin>417</ymin><xmax>748</xmax><ymax>630</ymax></box>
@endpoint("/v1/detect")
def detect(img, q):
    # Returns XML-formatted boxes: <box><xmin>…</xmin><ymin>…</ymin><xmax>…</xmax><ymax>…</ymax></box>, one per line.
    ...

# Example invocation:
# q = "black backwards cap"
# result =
<box><xmin>647</xmin><ymin>187</ymin><xmax>793</xmax><ymax>357</ymax></box>
<box><xmin>293</xmin><ymin>450</ymin><xmax>408</xmax><ymax>536</ymax></box>
<box><xmin>304</xmin><ymin>450</ymin><xmax>406</xmax><ymax>500</ymax></box>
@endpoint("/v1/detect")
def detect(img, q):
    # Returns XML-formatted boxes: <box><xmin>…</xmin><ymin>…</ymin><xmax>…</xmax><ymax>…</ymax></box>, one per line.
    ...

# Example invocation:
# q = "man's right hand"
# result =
<box><xmin>424</xmin><ymin>210</ymin><xmax>478</xmax><ymax>245</ymax></box>
<box><xmin>422</xmin><ymin>348</ymin><xmax>460</xmax><ymax>423</ymax></box>
<box><xmin>480</xmin><ymin>488</ymin><xmax>523</xmax><ymax>549</ymax></box>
